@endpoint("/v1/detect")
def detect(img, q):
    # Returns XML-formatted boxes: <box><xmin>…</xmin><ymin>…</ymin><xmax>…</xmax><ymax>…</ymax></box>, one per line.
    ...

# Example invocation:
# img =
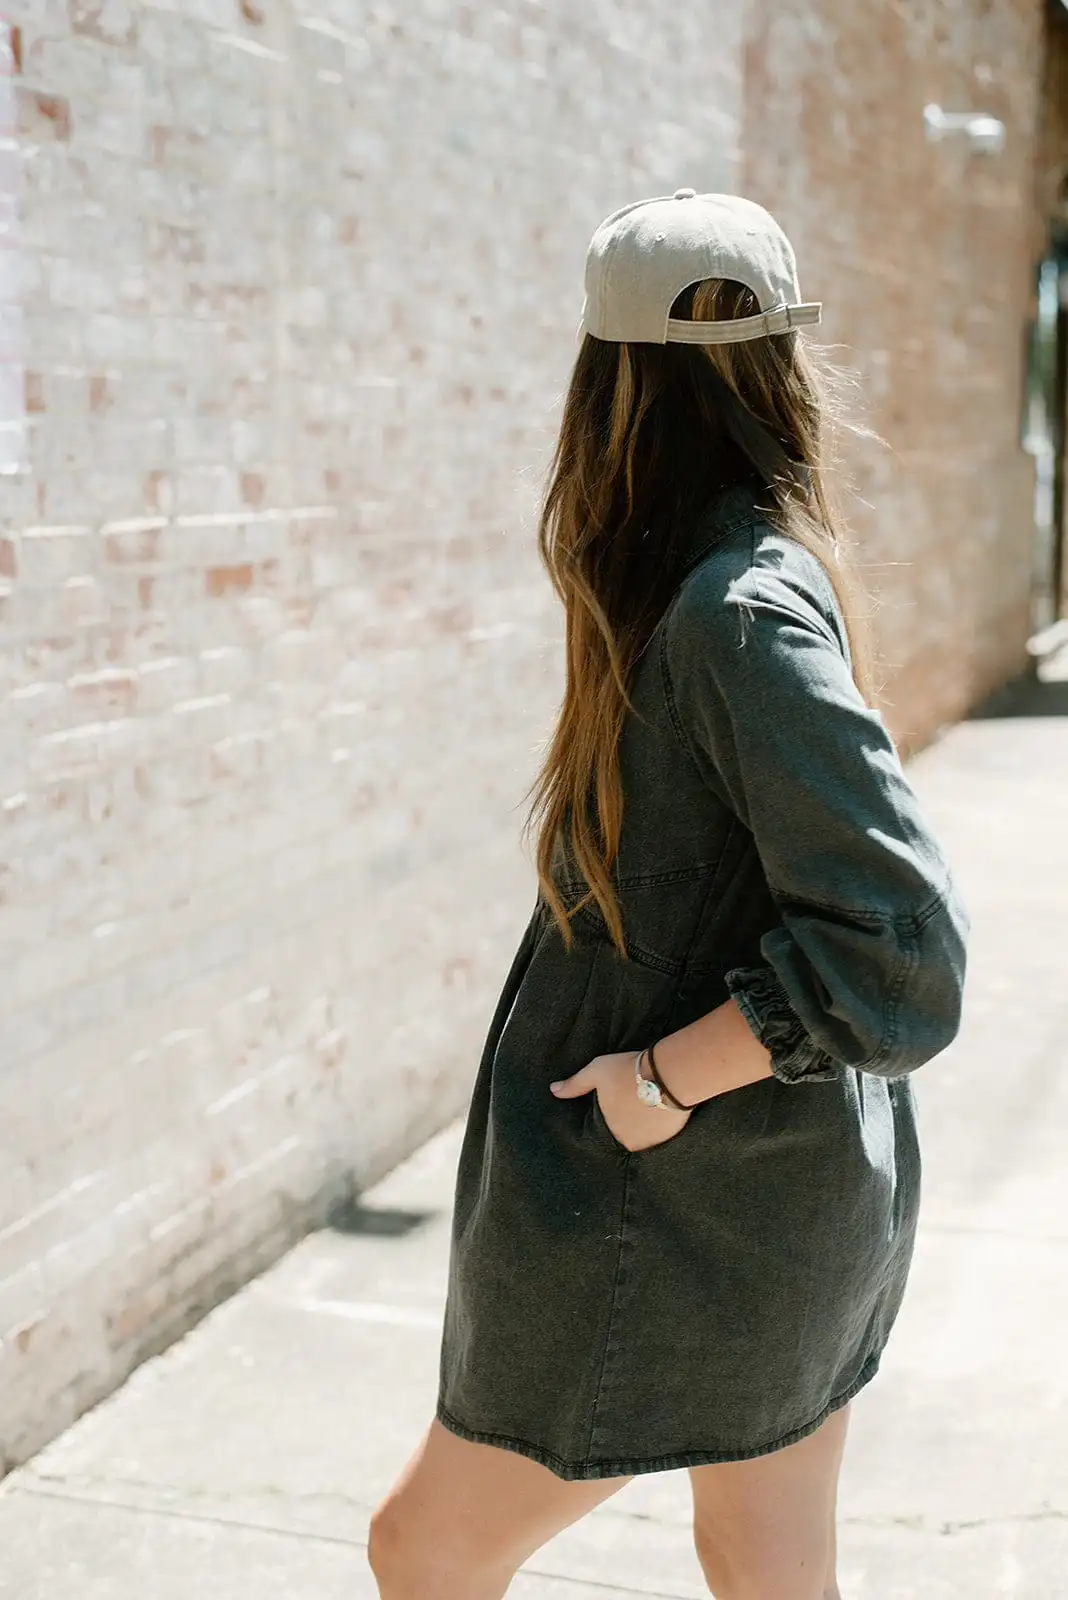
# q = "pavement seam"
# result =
<box><xmin>10</xmin><ymin>1472</ymin><xmax>378</xmax><ymax>1513</ymax></box>
<box><xmin>9</xmin><ymin>1483</ymin><xmax>698</xmax><ymax>1598</ymax></box>
<box><xmin>12</xmin><ymin>1469</ymin><xmax>693</xmax><ymax>1530</ymax></box>
<box><xmin>842</xmin><ymin>1509</ymin><xmax>1068</xmax><ymax>1535</ymax></box>
<box><xmin>9</xmin><ymin>1482</ymin><xmax>372</xmax><ymax>1549</ymax></box>
<box><xmin>919</xmin><ymin>1222</ymin><xmax>1068</xmax><ymax>1245</ymax></box>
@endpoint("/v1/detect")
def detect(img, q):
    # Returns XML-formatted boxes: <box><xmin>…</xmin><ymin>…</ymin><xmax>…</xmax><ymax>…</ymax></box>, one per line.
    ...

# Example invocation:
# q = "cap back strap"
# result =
<box><xmin>665</xmin><ymin>302</ymin><xmax>822</xmax><ymax>346</ymax></box>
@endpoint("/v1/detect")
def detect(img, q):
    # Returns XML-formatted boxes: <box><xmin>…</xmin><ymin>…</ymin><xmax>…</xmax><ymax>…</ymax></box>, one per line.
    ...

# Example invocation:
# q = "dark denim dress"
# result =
<box><xmin>437</xmin><ymin>486</ymin><xmax>970</xmax><ymax>1480</ymax></box>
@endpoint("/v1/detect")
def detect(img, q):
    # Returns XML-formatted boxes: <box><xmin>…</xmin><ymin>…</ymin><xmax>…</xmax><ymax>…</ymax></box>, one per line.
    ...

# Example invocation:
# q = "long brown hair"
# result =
<box><xmin>526</xmin><ymin>278</ymin><xmax>879</xmax><ymax>957</ymax></box>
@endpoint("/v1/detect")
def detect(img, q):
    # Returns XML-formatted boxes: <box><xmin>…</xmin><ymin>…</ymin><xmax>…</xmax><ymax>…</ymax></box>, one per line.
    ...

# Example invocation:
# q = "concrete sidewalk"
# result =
<box><xmin>2</xmin><ymin>666</ymin><xmax>1068</xmax><ymax>1599</ymax></box>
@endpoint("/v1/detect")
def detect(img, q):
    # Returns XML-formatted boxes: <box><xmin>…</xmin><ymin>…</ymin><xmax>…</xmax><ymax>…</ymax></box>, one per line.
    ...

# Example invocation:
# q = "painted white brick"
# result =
<box><xmin>7</xmin><ymin>681</ymin><xmax>68</xmax><ymax>734</ymax></box>
<box><xmin>198</xmin><ymin>645</ymin><xmax>253</xmax><ymax>695</ymax></box>
<box><xmin>135</xmin><ymin>656</ymin><xmax>199</xmax><ymax>711</ymax></box>
<box><xmin>0</xmin><ymin>1263</ymin><xmax>47</xmax><ymax>1342</ymax></box>
<box><xmin>17</xmin><ymin>525</ymin><xmax>92</xmax><ymax>583</ymax></box>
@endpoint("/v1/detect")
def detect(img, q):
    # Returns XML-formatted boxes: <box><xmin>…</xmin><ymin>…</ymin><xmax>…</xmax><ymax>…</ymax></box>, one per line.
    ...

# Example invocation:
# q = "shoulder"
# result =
<box><xmin>665</xmin><ymin>518</ymin><xmax>849</xmax><ymax>675</ymax></box>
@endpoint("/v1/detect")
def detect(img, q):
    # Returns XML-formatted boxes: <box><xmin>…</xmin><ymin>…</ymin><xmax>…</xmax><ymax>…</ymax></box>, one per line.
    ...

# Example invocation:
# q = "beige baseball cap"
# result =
<box><xmin>580</xmin><ymin>189</ymin><xmax>822</xmax><ymax>346</ymax></box>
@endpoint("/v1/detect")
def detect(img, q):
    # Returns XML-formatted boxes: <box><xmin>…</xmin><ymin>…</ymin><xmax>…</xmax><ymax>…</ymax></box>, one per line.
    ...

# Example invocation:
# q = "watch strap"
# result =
<box><xmin>646</xmin><ymin>1040</ymin><xmax>700</xmax><ymax>1111</ymax></box>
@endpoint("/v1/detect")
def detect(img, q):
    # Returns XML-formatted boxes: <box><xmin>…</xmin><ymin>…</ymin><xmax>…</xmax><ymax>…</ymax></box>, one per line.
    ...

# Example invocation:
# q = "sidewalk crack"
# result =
<box><xmin>843</xmin><ymin>1508</ymin><xmax>1068</xmax><ymax>1536</ymax></box>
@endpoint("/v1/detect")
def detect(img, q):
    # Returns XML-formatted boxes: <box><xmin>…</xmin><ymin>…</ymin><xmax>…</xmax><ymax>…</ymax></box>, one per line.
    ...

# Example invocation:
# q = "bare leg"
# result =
<box><xmin>688</xmin><ymin>1402</ymin><xmax>851</xmax><ymax>1600</ymax></box>
<box><xmin>824</xmin><ymin>1498</ymin><xmax>841</xmax><ymax>1600</ymax></box>
<box><xmin>368</xmin><ymin>1419</ymin><xmax>632</xmax><ymax>1600</ymax></box>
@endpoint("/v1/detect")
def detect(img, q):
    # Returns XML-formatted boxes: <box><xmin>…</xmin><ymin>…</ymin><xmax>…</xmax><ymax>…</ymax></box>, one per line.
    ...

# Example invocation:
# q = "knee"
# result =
<box><xmin>692</xmin><ymin>1520</ymin><xmax>736</xmax><ymax>1596</ymax></box>
<box><xmin>692</xmin><ymin>1520</ymin><xmax>830</xmax><ymax>1600</ymax></box>
<box><xmin>368</xmin><ymin>1497</ymin><xmax>433</xmax><ymax>1598</ymax></box>
<box><xmin>367</xmin><ymin>1499</ymin><xmax>405</xmax><ymax>1592</ymax></box>
<box><xmin>367</xmin><ymin>1493</ymin><xmax>504</xmax><ymax>1600</ymax></box>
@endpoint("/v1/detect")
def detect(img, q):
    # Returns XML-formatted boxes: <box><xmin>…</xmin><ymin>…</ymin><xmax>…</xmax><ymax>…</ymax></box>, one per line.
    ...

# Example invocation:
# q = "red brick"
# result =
<box><xmin>88</xmin><ymin>375</ymin><xmax>112</xmax><ymax>412</ymax></box>
<box><xmin>70</xmin><ymin>2</ymin><xmax>138</xmax><ymax>48</ymax></box>
<box><xmin>240</xmin><ymin>472</ymin><xmax>265</xmax><ymax>508</ymax></box>
<box><xmin>206</xmin><ymin>565</ymin><xmax>254</xmax><ymax>598</ymax></box>
<box><xmin>18</xmin><ymin>90</ymin><xmax>71</xmax><ymax>142</ymax></box>
<box><xmin>102</xmin><ymin>525</ymin><xmax>162</xmax><ymax>565</ymax></box>
<box><xmin>143</xmin><ymin>470</ymin><xmax>172</xmax><ymax>513</ymax></box>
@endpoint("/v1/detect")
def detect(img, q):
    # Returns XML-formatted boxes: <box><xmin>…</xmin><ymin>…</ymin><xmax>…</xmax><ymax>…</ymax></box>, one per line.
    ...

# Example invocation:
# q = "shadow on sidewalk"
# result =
<box><xmin>326</xmin><ymin>1199</ymin><xmax>436</xmax><ymax>1238</ymax></box>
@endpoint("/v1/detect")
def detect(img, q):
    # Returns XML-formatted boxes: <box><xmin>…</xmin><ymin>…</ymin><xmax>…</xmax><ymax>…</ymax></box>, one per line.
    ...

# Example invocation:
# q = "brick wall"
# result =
<box><xmin>743</xmin><ymin>0</ymin><xmax>1045</xmax><ymax>744</ymax></box>
<box><xmin>0</xmin><ymin>0</ymin><xmax>1054</xmax><ymax>1475</ymax></box>
<box><xmin>0</xmin><ymin>1</ymin><xmax>747</xmax><ymax>1470</ymax></box>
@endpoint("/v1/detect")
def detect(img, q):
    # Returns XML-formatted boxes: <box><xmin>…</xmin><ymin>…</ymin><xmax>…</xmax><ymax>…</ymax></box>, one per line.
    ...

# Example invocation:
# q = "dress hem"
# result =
<box><xmin>436</xmin><ymin>1351</ymin><xmax>881</xmax><ymax>1481</ymax></box>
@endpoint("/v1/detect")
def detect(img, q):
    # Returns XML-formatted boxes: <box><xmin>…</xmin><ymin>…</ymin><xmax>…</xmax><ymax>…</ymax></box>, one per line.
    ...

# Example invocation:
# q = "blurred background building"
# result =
<box><xmin>1</xmin><ymin>0</ymin><xmax>1066</xmax><ymax>1472</ymax></box>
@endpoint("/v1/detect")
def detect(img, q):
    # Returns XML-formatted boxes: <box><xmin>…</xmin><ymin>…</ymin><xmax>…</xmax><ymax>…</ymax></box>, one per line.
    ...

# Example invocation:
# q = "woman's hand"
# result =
<box><xmin>550</xmin><ymin>1052</ymin><xmax>692</xmax><ymax>1152</ymax></box>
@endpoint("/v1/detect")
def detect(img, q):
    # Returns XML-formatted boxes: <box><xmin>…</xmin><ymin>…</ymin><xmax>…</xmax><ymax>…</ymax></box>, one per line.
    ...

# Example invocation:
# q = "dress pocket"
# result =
<box><xmin>586</xmin><ymin>1092</ymin><xmax>630</xmax><ymax>1157</ymax></box>
<box><xmin>586</xmin><ymin>1090</ymin><xmax>696</xmax><ymax>1160</ymax></box>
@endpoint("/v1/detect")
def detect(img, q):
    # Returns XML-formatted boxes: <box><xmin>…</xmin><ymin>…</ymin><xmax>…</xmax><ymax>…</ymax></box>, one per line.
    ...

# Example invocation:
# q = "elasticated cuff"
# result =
<box><xmin>724</xmin><ymin>964</ymin><xmax>844</xmax><ymax>1084</ymax></box>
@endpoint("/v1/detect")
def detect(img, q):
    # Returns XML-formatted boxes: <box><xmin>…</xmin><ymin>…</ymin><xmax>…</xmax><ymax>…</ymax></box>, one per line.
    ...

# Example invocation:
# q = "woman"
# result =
<box><xmin>370</xmin><ymin>192</ymin><xmax>970</xmax><ymax>1599</ymax></box>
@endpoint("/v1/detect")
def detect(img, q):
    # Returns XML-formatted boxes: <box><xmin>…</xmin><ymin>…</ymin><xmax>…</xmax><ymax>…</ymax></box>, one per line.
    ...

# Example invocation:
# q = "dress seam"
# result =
<box><xmin>437</xmin><ymin>1351</ymin><xmax>881</xmax><ymax>1482</ymax></box>
<box><xmin>583</xmin><ymin>1154</ymin><xmax>636</xmax><ymax>1465</ymax></box>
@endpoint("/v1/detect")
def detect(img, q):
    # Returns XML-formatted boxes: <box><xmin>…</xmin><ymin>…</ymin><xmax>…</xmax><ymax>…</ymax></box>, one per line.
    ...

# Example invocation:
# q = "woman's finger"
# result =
<box><xmin>549</xmin><ymin>1063</ymin><xmax>598</xmax><ymax>1097</ymax></box>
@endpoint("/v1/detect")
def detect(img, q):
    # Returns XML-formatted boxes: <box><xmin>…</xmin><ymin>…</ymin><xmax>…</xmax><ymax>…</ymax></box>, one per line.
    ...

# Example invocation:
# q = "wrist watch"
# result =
<box><xmin>633</xmin><ymin>1043</ymin><xmax>674</xmax><ymax>1107</ymax></box>
<box><xmin>633</xmin><ymin>1048</ymin><xmax>669</xmax><ymax>1109</ymax></box>
<box><xmin>633</xmin><ymin>1045</ymin><xmax>698</xmax><ymax>1112</ymax></box>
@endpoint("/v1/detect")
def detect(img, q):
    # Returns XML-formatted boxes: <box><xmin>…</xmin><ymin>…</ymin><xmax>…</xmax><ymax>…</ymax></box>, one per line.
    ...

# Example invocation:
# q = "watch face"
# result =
<box><xmin>637</xmin><ymin>1078</ymin><xmax>662</xmax><ymax>1108</ymax></box>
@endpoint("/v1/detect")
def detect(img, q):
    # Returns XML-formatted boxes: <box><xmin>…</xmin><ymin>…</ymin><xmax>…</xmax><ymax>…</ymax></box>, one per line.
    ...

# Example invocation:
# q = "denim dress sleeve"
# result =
<box><xmin>663</xmin><ymin>532</ymin><xmax>970</xmax><ymax>1086</ymax></box>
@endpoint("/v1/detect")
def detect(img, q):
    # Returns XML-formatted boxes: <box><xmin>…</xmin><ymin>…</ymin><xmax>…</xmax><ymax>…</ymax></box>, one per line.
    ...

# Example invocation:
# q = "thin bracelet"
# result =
<box><xmin>647</xmin><ymin>1040</ymin><xmax>701</xmax><ymax>1111</ymax></box>
<box><xmin>633</xmin><ymin>1049</ymin><xmax>663</xmax><ymax>1108</ymax></box>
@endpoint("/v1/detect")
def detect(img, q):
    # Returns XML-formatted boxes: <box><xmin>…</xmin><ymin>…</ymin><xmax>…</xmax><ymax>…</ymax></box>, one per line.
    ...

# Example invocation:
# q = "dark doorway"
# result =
<box><xmin>1023</xmin><ymin>246</ymin><xmax>1068</xmax><ymax>651</ymax></box>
